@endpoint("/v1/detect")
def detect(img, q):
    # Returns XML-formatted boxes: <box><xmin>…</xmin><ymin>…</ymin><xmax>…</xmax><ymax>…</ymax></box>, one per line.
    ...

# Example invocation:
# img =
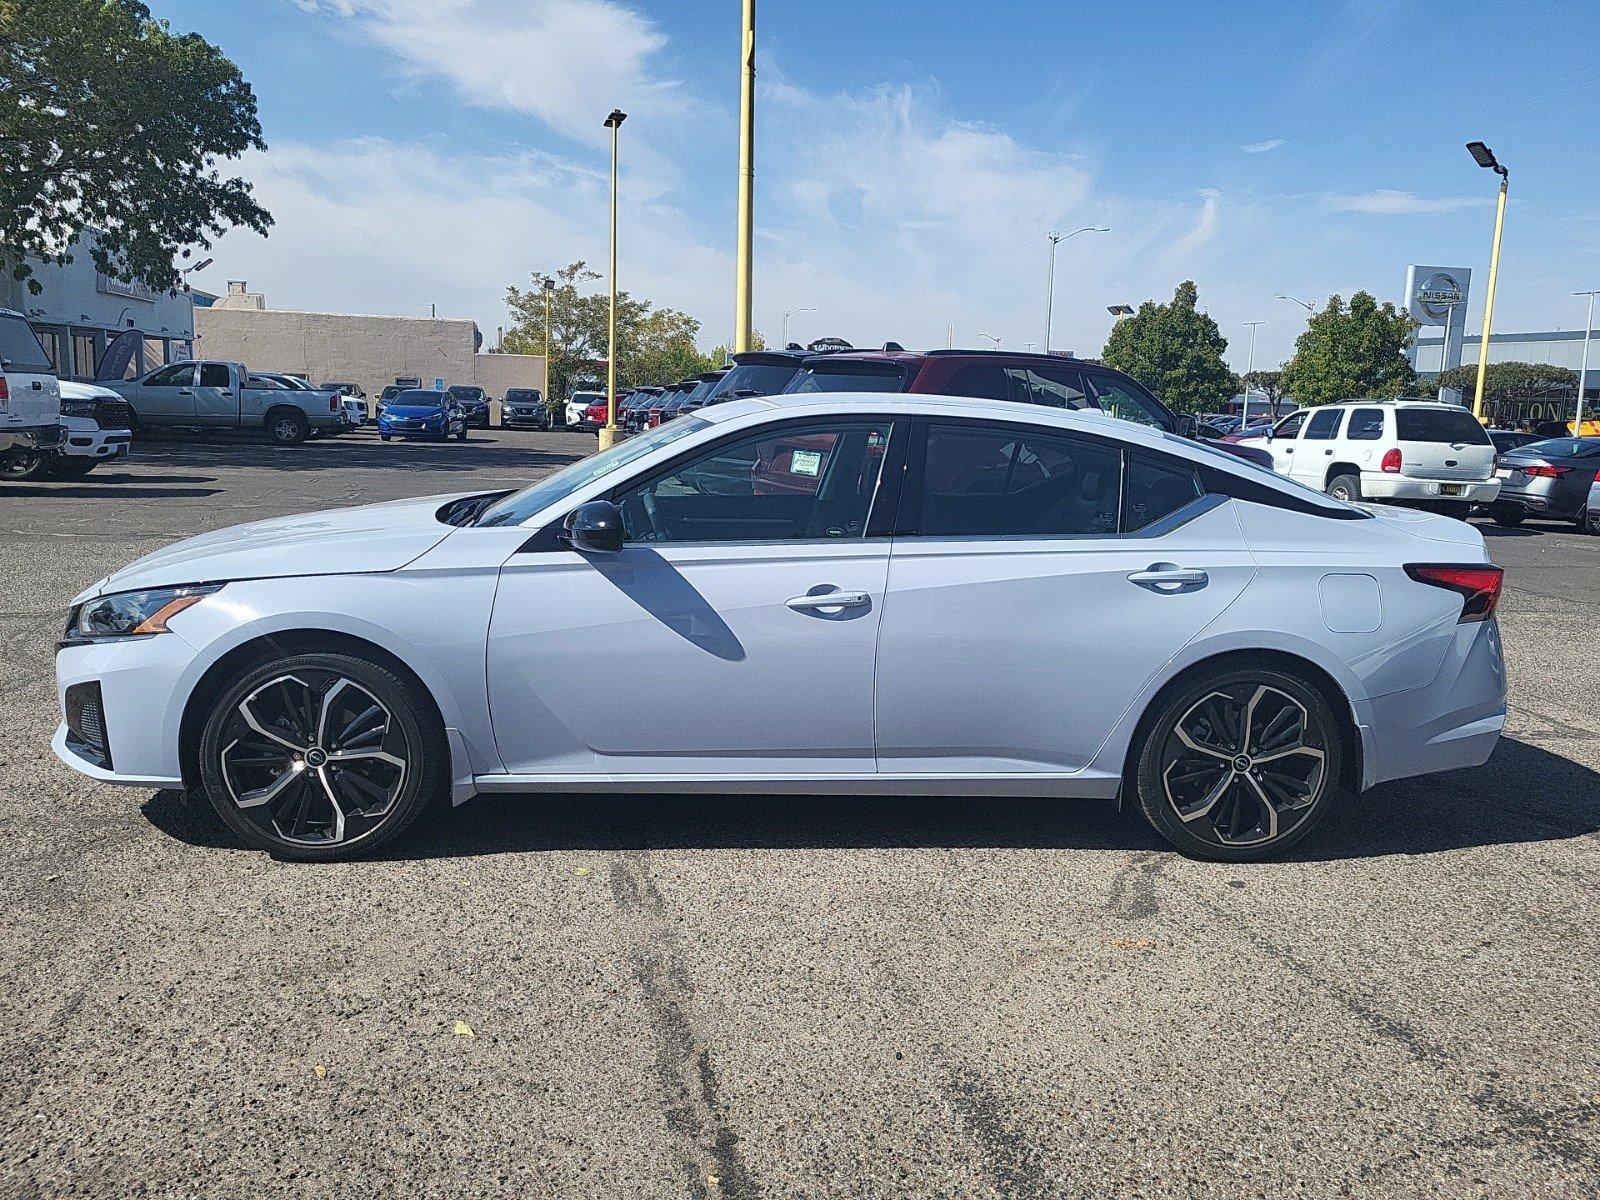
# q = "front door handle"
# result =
<box><xmin>1128</xmin><ymin>564</ymin><xmax>1208</xmax><ymax>591</ymax></box>
<box><xmin>786</xmin><ymin>589</ymin><xmax>870</xmax><ymax>611</ymax></box>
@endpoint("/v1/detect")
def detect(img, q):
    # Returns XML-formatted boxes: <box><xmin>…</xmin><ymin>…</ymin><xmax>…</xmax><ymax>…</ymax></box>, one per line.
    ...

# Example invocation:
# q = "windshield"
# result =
<box><xmin>390</xmin><ymin>391</ymin><xmax>445</xmax><ymax>408</ymax></box>
<box><xmin>448</xmin><ymin>387</ymin><xmax>484</xmax><ymax>401</ymax></box>
<box><xmin>506</xmin><ymin>389</ymin><xmax>540</xmax><ymax>402</ymax></box>
<box><xmin>478</xmin><ymin>416</ymin><xmax>710</xmax><ymax>526</ymax></box>
<box><xmin>785</xmin><ymin>366</ymin><xmax>908</xmax><ymax>393</ymax></box>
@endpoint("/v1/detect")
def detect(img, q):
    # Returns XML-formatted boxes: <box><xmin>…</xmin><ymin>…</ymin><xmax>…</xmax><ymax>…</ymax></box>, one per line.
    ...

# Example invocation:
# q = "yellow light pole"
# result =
<box><xmin>600</xmin><ymin>108</ymin><xmax>627</xmax><ymax>450</ymax></box>
<box><xmin>542</xmin><ymin>277</ymin><xmax>554</xmax><ymax>423</ymax></box>
<box><xmin>1466</xmin><ymin>141</ymin><xmax>1509</xmax><ymax>421</ymax></box>
<box><xmin>734</xmin><ymin>0</ymin><xmax>755</xmax><ymax>352</ymax></box>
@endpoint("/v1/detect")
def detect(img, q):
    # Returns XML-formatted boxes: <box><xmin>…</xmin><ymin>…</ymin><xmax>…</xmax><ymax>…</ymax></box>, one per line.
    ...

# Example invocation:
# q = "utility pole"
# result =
<box><xmin>1466</xmin><ymin>141</ymin><xmax>1510</xmax><ymax>420</ymax></box>
<box><xmin>734</xmin><ymin>0</ymin><xmax>756</xmax><ymax>352</ymax></box>
<box><xmin>1044</xmin><ymin>226</ymin><xmax>1108</xmax><ymax>352</ymax></box>
<box><xmin>1241</xmin><ymin>321</ymin><xmax>1264</xmax><ymax>416</ymax></box>
<box><xmin>600</xmin><ymin>109</ymin><xmax>627</xmax><ymax>450</ymax></box>
<box><xmin>1575</xmin><ymin>290</ymin><xmax>1598</xmax><ymax>437</ymax></box>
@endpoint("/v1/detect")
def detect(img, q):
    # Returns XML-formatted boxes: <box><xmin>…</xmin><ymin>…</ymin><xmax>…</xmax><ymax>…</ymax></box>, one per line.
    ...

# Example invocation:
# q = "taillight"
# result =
<box><xmin>1380</xmin><ymin>448</ymin><xmax>1402</xmax><ymax>473</ymax></box>
<box><xmin>1521</xmin><ymin>464</ymin><xmax>1569</xmax><ymax>478</ymax></box>
<box><xmin>330</xmin><ymin>397</ymin><xmax>339</xmax><ymax>411</ymax></box>
<box><xmin>1404</xmin><ymin>564</ymin><xmax>1504</xmax><ymax>623</ymax></box>
<box><xmin>0</xmin><ymin>376</ymin><xmax>9</xmax><ymax>402</ymax></box>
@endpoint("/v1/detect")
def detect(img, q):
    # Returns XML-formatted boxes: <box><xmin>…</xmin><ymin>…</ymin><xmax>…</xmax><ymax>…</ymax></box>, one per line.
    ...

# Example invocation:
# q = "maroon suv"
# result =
<box><xmin>782</xmin><ymin>348</ymin><xmax>1272</xmax><ymax>467</ymax></box>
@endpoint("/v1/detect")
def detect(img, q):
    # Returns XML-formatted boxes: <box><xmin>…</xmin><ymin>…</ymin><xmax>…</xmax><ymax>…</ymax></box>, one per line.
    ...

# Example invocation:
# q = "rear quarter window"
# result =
<box><xmin>1395</xmin><ymin>408</ymin><xmax>1490</xmax><ymax>444</ymax></box>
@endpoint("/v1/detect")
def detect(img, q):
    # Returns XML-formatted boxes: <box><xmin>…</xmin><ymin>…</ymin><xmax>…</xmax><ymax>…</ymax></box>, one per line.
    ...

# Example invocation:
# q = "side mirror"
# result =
<box><xmin>1175</xmin><ymin>414</ymin><xmax>1198</xmax><ymax>439</ymax></box>
<box><xmin>563</xmin><ymin>499</ymin><xmax>625</xmax><ymax>555</ymax></box>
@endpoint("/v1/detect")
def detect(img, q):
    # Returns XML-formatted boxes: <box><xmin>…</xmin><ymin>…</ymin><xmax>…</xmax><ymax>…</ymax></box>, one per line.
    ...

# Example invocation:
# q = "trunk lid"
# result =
<box><xmin>1394</xmin><ymin>406</ymin><xmax>1496</xmax><ymax>481</ymax></box>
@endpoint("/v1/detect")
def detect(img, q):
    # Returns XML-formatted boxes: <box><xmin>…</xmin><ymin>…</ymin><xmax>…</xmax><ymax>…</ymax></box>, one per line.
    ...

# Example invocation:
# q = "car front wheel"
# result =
<box><xmin>1133</xmin><ymin>665</ymin><xmax>1341</xmax><ymax>861</ymax></box>
<box><xmin>198</xmin><ymin>652</ymin><xmax>446</xmax><ymax>861</ymax></box>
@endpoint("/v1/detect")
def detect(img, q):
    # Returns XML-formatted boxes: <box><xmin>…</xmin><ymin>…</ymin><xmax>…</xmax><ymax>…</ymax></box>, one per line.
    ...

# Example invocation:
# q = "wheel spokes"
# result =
<box><xmin>238</xmin><ymin>675</ymin><xmax>316</xmax><ymax>752</ymax></box>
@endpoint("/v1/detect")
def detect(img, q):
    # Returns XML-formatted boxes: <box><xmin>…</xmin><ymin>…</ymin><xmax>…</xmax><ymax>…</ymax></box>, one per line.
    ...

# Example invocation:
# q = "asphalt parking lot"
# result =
<box><xmin>2</xmin><ymin>427</ymin><xmax>1598</xmax><ymax>1199</ymax></box>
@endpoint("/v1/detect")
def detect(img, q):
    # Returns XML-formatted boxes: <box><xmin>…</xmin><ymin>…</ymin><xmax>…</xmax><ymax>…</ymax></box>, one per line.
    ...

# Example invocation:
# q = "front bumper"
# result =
<box><xmin>62</xmin><ymin>427</ymin><xmax>132</xmax><ymax>460</ymax></box>
<box><xmin>54</xmin><ymin>632</ymin><xmax>194</xmax><ymax>788</ymax></box>
<box><xmin>1360</xmin><ymin>474</ymin><xmax>1500</xmax><ymax>503</ymax></box>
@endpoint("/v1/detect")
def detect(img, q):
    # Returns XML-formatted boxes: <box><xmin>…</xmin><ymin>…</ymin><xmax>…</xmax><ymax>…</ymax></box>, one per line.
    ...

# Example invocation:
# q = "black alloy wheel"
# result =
<box><xmin>199</xmin><ymin>652</ymin><xmax>445</xmax><ymax>860</ymax></box>
<box><xmin>1135</xmin><ymin>667</ymin><xmax>1341</xmax><ymax>861</ymax></box>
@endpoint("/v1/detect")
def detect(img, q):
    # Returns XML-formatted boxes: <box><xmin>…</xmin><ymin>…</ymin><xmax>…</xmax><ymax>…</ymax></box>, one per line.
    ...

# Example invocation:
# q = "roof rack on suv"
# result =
<box><xmin>921</xmin><ymin>348</ymin><xmax>1086</xmax><ymax>362</ymax></box>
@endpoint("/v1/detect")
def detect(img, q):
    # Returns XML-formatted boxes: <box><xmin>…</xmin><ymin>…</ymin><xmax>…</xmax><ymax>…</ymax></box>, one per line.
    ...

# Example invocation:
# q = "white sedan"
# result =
<box><xmin>53</xmin><ymin>394</ymin><xmax>1507</xmax><ymax>862</ymax></box>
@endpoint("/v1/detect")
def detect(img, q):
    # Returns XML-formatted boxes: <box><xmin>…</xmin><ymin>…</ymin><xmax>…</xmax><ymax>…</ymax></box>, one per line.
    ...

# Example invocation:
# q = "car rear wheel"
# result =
<box><xmin>266</xmin><ymin>408</ymin><xmax>311</xmax><ymax>446</ymax></box>
<box><xmin>1133</xmin><ymin>665</ymin><xmax>1342</xmax><ymax>861</ymax></box>
<box><xmin>1326</xmin><ymin>472</ymin><xmax>1361</xmax><ymax>503</ymax></box>
<box><xmin>198</xmin><ymin>652</ymin><xmax>447</xmax><ymax>861</ymax></box>
<box><xmin>1</xmin><ymin>450</ymin><xmax>49</xmax><ymax>480</ymax></box>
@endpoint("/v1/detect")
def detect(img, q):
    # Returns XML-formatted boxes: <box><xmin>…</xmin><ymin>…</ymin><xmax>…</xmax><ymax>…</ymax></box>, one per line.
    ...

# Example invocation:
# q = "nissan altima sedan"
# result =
<box><xmin>53</xmin><ymin>394</ymin><xmax>1506</xmax><ymax>862</ymax></box>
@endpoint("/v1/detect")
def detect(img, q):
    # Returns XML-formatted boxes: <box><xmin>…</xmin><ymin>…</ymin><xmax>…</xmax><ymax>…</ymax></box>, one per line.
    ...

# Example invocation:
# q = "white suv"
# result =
<box><xmin>0</xmin><ymin>309</ymin><xmax>63</xmax><ymax>462</ymax></box>
<box><xmin>1236</xmin><ymin>400</ymin><xmax>1499</xmax><ymax>507</ymax></box>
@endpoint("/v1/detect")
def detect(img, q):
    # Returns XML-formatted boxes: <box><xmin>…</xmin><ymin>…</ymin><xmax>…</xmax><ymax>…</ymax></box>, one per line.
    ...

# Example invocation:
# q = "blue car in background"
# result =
<box><xmin>377</xmin><ymin>390</ymin><xmax>468</xmax><ymax>442</ymax></box>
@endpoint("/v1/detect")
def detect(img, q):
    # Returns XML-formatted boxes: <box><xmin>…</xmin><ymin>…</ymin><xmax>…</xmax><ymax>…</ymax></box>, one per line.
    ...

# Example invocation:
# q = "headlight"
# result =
<box><xmin>60</xmin><ymin>398</ymin><xmax>97</xmax><ymax>418</ymax></box>
<box><xmin>66</xmin><ymin>584</ymin><xmax>222</xmax><ymax>642</ymax></box>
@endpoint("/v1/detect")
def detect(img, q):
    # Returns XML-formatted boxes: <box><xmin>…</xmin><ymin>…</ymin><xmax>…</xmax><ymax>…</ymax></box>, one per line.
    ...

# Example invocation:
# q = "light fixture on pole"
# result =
<box><xmin>1241</xmin><ymin>321</ymin><xmax>1264</xmax><ymax>415</ymax></box>
<box><xmin>1574</xmin><ymin>290</ymin><xmax>1598</xmax><ymax>437</ymax></box>
<box><xmin>1107</xmin><ymin>304</ymin><xmax>1134</xmax><ymax>319</ymax></box>
<box><xmin>180</xmin><ymin>257</ymin><xmax>213</xmax><ymax>278</ymax></box>
<box><xmin>978</xmin><ymin>332</ymin><xmax>1002</xmax><ymax>349</ymax></box>
<box><xmin>1045</xmin><ymin>226</ymin><xmax>1109</xmax><ymax>352</ymax></box>
<box><xmin>781</xmin><ymin>306</ymin><xmax>814</xmax><ymax>347</ymax></box>
<box><xmin>600</xmin><ymin>108</ymin><xmax>627</xmax><ymax>450</ymax></box>
<box><xmin>1276</xmin><ymin>293</ymin><xmax>1315</xmax><ymax>313</ymax></box>
<box><xmin>542</xmin><ymin>277</ymin><xmax>555</xmax><ymax>421</ymax></box>
<box><xmin>734</xmin><ymin>0</ymin><xmax>756</xmax><ymax>353</ymax></box>
<box><xmin>1466</xmin><ymin>141</ymin><xmax>1509</xmax><ymax>421</ymax></box>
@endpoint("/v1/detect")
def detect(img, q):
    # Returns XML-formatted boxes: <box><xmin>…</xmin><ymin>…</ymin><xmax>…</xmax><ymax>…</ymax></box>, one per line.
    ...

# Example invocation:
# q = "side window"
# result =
<box><xmin>1347</xmin><ymin>408</ymin><xmax>1385</xmax><ymax>440</ymax></box>
<box><xmin>1025</xmin><ymin>366</ymin><xmax>1099</xmax><ymax>411</ymax></box>
<box><xmin>1274</xmin><ymin>411</ymin><xmax>1307</xmax><ymax>439</ymax></box>
<box><xmin>918</xmin><ymin>423</ymin><xmax>1121</xmax><ymax>537</ymax></box>
<box><xmin>615</xmin><ymin>420</ymin><xmax>892</xmax><ymax>544</ymax></box>
<box><xmin>200</xmin><ymin>363</ymin><xmax>231</xmax><ymax>388</ymax></box>
<box><xmin>945</xmin><ymin>364</ymin><xmax>1029</xmax><ymax>404</ymax></box>
<box><xmin>1303</xmin><ymin>408</ymin><xmax>1343</xmax><ymax>440</ymax></box>
<box><xmin>1083</xmin><ymin>374</ymin><xmax>1168</xmax><ymax>429</ymax></box>
<box><xmin>146</xmin><ymin>363</ymin><xmax>195</xmax><ymax>388</ymax></box>
<box><xmin>1122</xmin><ymin>453</ymin><xmax>1204</xmax><ymax>534</ymax></box>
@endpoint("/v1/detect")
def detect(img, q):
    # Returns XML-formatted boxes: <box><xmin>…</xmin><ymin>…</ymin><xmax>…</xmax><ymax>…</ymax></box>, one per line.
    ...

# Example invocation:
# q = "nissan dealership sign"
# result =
<box><xmin>1405</xmin><ymin>264</ymin><xmax>1472</xmax><ymax>327</ymax></box>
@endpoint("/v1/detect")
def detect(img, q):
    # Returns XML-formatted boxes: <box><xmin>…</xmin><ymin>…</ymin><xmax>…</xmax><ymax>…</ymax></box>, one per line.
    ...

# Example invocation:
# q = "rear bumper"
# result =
<box><xmin>1361</xmin><ymin>475</ymin><xmax>1500</xmax><ymax>503</ymax></box>
<box><xmin>2</xmin><ymin>423</ymin><xmax>65</xmax><ymax>451</ymax></box>
<box><xmin>1355</xmin><ymin>618</ymin><xmax>1506</xmax><ymax>789</ymax></box>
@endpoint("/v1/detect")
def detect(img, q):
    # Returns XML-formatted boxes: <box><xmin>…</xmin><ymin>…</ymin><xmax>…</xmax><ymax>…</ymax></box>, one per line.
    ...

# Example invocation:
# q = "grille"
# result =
<box><xmin>64</xmin><ymin>681</ymin><xmax>112</xmax><ymax>768</ymax></box>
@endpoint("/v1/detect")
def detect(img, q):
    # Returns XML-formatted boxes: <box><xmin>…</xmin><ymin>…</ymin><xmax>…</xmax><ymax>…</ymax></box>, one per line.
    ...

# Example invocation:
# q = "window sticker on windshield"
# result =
<box><xmin>790</xmin><ymin>449</ymin><xmax>823</xmax><ymax>476</ymax></box>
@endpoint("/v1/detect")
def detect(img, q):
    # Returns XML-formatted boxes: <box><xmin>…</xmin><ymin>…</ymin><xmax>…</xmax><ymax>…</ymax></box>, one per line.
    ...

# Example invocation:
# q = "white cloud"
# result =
<box><xmin>1324</xmin><ymin>189</ymin><xmax>1487</xmax><ymax>215</ymax></box>
<box><xmin>1241</xmin><ymin>138</ymin><xmax>1286</xmax><ymax>154</ymax></box>
<box><xmin>294</xmin><ymin>0</ymin><xmax>684</xmax><ymax>146</ymax></box>
<box><xmin>1169</xmin><ymin>189</ymin><xmax>1222</xmax><ymax>256</ymax></box>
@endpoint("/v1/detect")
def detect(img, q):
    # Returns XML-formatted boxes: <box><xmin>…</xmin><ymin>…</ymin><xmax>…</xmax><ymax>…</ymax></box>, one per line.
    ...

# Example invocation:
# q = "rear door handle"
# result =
<box><xmin>786</xmin><ymin>590</ymin><xmax>870</xmax><ymax>611</ymax></box>
<box><xmin>1128</xmin><ymin>565</ymin><xmax>1208</xmax><ymax>591</ymax></box>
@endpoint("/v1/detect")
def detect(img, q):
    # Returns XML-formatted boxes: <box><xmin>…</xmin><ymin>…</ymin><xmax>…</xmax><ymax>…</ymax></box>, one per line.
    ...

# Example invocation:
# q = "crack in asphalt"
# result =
<box><xmin>608</xmin><ymin>853</ymin><xmax>760</xmax><ymax>1200</ymax></box>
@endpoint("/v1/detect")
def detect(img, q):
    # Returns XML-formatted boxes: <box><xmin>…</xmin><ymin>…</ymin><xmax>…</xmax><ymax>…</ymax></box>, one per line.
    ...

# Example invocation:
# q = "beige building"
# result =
<box><xmin>195</xmin><ymin>282</ymin><xmax>545</xmax><ymax>415</ymax></box>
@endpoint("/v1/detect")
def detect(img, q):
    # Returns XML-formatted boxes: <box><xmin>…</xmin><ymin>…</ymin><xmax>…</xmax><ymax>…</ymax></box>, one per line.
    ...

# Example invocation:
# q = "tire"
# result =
<box><xmin>380</xmin><ymin>433</ymin><xmax>391</xmax><ymax>441</ymax></box>
<box><xmin>1325</xmin><ymin>472</ymin><xmax>1362</xmax><ymax>504</ymax></box>
<box><xmin>266</xmin><ymin>408</ymin><xmax>311</xmax><ymax>446</ymax></box>
<box><xmin>44</xmin><ymin>457</ymin><xmax>96</xmax><ymax>479</ymax></box>
<box><xmin>454</xmin><ymin>426</ymin><xmax>467</xmax><ymax>441</ymax></box>
<box><xmin>1493</xmin><ymin>510</ymin><xmax>1524</xmax><ymax>528</ymax></box>
<box><xmin>198</xmin><ymin>651</ymin><xmax>448</xmax><ymax>861</ymax></box>
<box><xmin>1133</xmin><ymin>664</ymin><xmax>1343</xmax><ymax>862</ymax></box>
<box><xmin>1</xmin><ymin>450</ymin><xmax>49</xmax><ymax>480</ymax></box>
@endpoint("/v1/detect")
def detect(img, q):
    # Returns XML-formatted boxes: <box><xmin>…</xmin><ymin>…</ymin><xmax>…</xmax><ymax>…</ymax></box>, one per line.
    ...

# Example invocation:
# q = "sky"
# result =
<box><xmin>154</xmin><ymin>0</ymin><xmax>1600</xmax><ymax>372</ymax></box>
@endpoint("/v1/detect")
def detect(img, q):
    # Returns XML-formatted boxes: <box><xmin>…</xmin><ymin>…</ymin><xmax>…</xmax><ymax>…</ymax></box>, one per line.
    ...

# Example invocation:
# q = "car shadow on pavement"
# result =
<box><xmin>141</xmin><ymin>736</ymin><xmax>1600</xmax><ymax>864</ymax></box>
<box><xmin>0</xmin><ymin>481</ymin><xmax>222</xmax><ymax>499</ymax></box>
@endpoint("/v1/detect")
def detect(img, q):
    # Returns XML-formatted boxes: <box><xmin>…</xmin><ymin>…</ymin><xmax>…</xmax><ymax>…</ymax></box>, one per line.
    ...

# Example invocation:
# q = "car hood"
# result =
<box><xmin>75</xmin><ymin>493</ymin><xmax>470</xmax><ymax>602</ymax></box>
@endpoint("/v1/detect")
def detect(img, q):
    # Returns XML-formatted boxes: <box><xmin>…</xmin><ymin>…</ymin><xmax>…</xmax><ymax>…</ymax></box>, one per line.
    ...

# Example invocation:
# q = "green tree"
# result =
<box><xmin>1242</xmin><ymin>369</ymin><xmax>1288</xmax><ymax>414</ymax></box>
<box><xmin>1435</xmin><ymin>361</ymin><xmax>1577</xmax><ymax>405</ymax></box>
<box><xmin>1280</xmin><ymin>292</ymin><xmax>1417</xmax><ymax>406</ymax></box>
<box><xmin>503</xmin><ymin>261</ymin><xmax>713</xmax><ymax>412</ymax></box>
<box><xmin>0</xmin><ymin>0</ymin><xmax>271</xmax><ymax>294</ymax></box>
<box><xmin>1101</xmin><ymin>280</ymin><xmax>1234</xmax><ymax>414</ymax></box>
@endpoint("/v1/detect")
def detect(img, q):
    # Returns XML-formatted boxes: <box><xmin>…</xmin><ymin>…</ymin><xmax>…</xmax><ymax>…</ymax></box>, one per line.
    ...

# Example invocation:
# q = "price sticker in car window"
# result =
<box><xmin>790</xmin><ymin>449</ymin><xmax>823</xmax><ymax>477</ymax></box>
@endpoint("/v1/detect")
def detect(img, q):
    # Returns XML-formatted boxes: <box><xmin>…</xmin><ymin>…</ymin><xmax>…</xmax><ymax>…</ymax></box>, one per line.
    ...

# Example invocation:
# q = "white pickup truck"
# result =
<box><xmin>0</xmin><ymin>308</ymin><xmax>64</xmax><ymax>465</ymax></box>
<box><xmin>107</xmin><ymin>359</ymin><xmax>345</xmax><ymax>445</ymax></box>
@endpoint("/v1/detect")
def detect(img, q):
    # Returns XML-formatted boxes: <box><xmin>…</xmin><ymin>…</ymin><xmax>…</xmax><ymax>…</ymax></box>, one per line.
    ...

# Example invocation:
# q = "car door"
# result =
<box><xmin>486</xmin><ymin>415</ymin><xmax>902</xmax><ymax>777</ymax></box>
<box><xmin>1292</xmin><ymin>407</ymin><xmax>1345</xmax><ymax>488</ymax></box>
<box><xmin>1261</xmin><ymin>410</ymin><xmax>1307</xmax><ymax>473</ymax></box>
<box><xmin>874</xmin><ymin>419</ymin><xmax>1256</xmax><ymax>777</ymax></box>
<box><xmin>127</xmin><ymin>362</ymin><xmax>197</xmax><ymax>422</ymax></box>
<box><xmin>193</xmin><ymin>362</ymin><xmax>241</xmax><ymax>426</ymax></box>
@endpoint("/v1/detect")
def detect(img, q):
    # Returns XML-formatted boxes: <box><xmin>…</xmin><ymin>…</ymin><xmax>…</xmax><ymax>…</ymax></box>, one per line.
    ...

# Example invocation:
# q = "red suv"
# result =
<box><xmin>781</xmin><ymin>348</ymin><xmax>1272</xmax><ymax>467</ymax></box>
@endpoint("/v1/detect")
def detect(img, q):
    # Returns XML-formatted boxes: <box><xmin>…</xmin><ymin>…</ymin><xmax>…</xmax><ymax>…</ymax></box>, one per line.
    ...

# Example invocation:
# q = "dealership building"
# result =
<box><xmin>195</xmin><ymin>282</ymin><xmax>546</xmax><ymax>405</ymax></box>
<box><xmin>2</xmin><ymin>229</ymin><xmax>196</xmax><ymax>380</ymax></box>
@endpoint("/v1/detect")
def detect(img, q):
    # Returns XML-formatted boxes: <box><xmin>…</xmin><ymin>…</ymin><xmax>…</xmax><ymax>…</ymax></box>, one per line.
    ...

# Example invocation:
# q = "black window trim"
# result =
<box><xmin>516</xmin><ymin>413</ymin><xmax>909</xmax><ymax>554</ymax></box>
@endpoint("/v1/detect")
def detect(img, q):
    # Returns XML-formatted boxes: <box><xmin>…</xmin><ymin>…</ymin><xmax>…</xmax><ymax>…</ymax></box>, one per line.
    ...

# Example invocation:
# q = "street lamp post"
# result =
<box><xmin>1276</xmin><ymin>293</ymin><xmax>1315</xmax><ymax>313</ymax></box>
<box><xmin>1241</xmin><ymin>321</ymin><xmax>1264</xmax><ymax>416</ymax></box>
<box><xmin>978</xmin><ymin>332</ymin><xmax>1002</xmax><ymax>349</ymax></box>
<box><xmin>1575</xmin><ymin>290</ymin><xmax>1598</xmax><ymax>437</ymax></box>
<box><xmin>542</xmin><ymin>278</ymin><xmax>555</xmax><ymax>422</ymax></box>
<box><xmin>600</xmin><ymin>108</ymin><xmax>627</xmax><ymax>450</ymax></box>
<box><xmin>734</xmin><ymin>0</ymin><xmax>756</xmax><ymax>352</ymax></box>
<box><xmin>1467</xmin><ymin>141</ymin><xmax>1510</xmax><ymax>421</ymax></box>
<box><xmin>781</xmin><ymin>306</ymin><xmax>814</xmax><ymax>347</ymax></box>
<box><xmin>1045</xmin><ymin>226</ymin><xmax>1108</xmax><ymax>352</ymax></box>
